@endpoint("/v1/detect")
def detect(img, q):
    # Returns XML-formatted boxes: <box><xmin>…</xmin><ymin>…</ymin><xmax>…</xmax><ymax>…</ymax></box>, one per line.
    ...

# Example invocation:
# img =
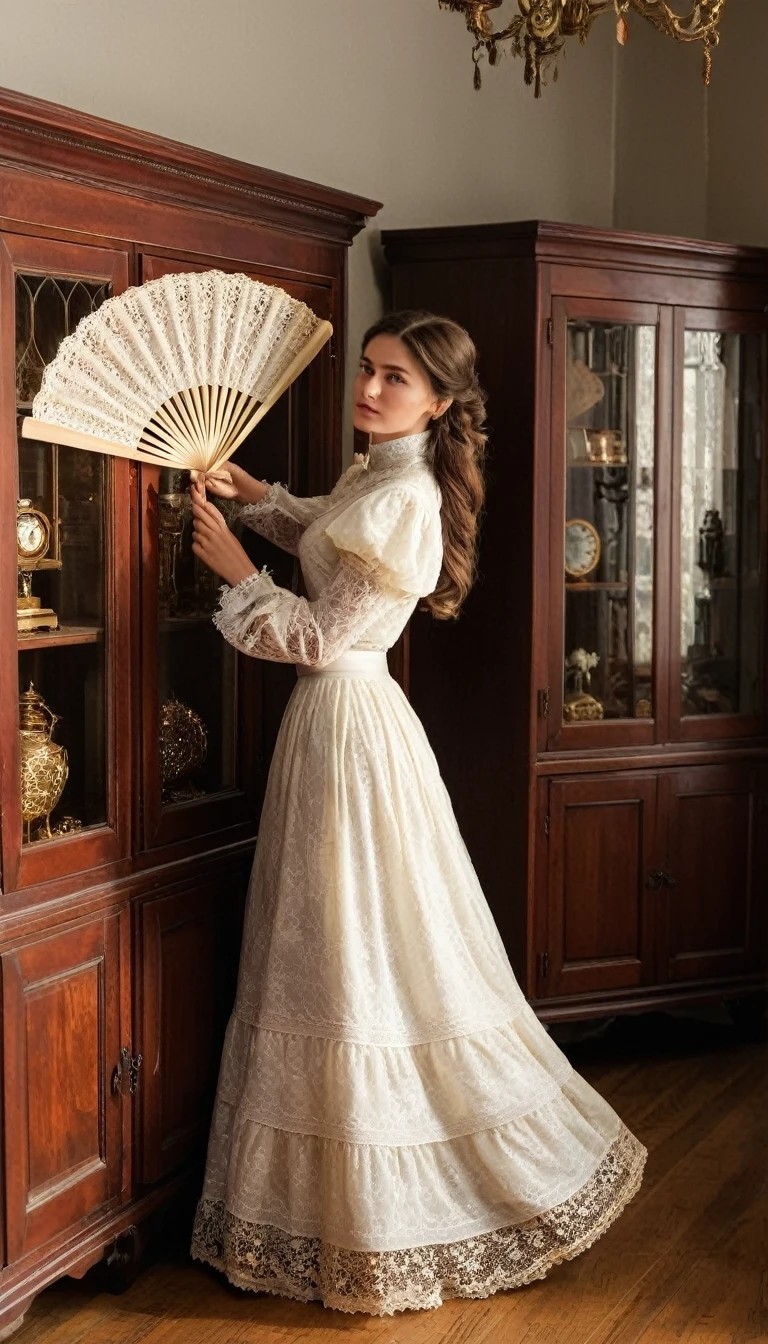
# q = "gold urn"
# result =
<box><xmin>19</xmin><ymin>683</ymin><xmax>68</xmax><ymax>841</ymax></box>
<box><xmin>160</xmin><ymin>695</ymin><xmax>208</xmax><ymax>803</ymax></box>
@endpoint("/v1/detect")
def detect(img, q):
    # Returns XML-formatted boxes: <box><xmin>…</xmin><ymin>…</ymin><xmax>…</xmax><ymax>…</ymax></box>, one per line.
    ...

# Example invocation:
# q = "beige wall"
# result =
<box><xmin>613</xmin><ymin>0</ymin><xmax>768</xmax><ymax>250</ymax></box>
<box><xmin>613</xmin><ymin>16</ymin><xmax>708</xmax><ymax>240</ymax></box>
<box><xmin>0</xmin><ymin>1</ymin><xmax>758</xmax><ymax>453</ymax></box>
<box><xmin>706</xmin><ymin>0</ymin><xmax>768</xmax><ymax>246</ymax></box>
<box><xmin>0</xmin><ymin>0</ymin><xmax>617</xmax><ymax>457</ymax></box>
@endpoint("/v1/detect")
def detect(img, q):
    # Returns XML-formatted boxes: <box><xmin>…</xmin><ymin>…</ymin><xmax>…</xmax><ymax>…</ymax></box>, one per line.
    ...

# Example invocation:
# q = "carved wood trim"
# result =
<box><xmin>0</xmin><ymin>87</ymin><xmax>382</xmax><ymax>244</ymax></box>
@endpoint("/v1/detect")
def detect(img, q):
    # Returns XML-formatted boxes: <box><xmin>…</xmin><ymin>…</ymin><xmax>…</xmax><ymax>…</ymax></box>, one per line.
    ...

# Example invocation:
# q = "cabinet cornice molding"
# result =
<box><xmin>0</xmin><ymin>86</ymin><xmax>381</xmax><ymax>245</ymax></box>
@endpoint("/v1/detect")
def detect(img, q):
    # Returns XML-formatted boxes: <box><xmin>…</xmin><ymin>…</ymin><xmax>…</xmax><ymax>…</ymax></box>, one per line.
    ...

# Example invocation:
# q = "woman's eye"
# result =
<box><xmin>387</xmin><ymin>373</ymin><xmax>404</xmax><ymax>384</ymax></box>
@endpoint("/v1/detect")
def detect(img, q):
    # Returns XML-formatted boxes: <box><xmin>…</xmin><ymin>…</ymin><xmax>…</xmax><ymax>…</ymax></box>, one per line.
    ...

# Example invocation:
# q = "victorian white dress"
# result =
<box><xmin>190</xmin><ymin>431</ymin><xmax>646</xmax><ymax>1316</ymax></box>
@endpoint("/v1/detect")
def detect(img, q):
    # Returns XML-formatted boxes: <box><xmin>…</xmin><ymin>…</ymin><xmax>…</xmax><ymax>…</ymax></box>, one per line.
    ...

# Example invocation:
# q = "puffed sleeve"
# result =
<box><xmin>212</xmin><ymin>484</ymin><xmax>442</xmax><ymax>667</ymax></box>
<box><xmin>323</xmin><ymin>483</ymin><xmax>442</xmax><ymax>597</ymax></box>
<box><xmin>237</xmin><ymin>482</ymin><xmax>331</xmax><ymax>557</ymax></box>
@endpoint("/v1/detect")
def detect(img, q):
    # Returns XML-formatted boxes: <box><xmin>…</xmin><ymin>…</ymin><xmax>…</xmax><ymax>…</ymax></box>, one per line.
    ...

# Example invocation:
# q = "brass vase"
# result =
<box><xmin>19</xmin><ymin>683</ymin><xmax>68</xmax><ymax>841</ymax></box>
<box><xmin>160</xmin><ymin>695</ymin><xmax>208</xmax><ymax>803</ymax></box>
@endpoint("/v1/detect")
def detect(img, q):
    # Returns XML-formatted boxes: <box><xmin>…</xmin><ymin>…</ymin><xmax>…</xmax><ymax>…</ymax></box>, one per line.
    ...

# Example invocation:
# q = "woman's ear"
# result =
<box><xmin>431</xmin><ymin>397</ymin><xmax>453</xmax><ymax>421</ymax></box>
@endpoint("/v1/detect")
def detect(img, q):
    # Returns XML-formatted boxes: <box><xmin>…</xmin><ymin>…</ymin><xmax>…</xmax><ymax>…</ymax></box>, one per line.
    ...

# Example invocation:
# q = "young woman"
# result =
<box><xmin>188</xmin><ymin>310</ymin><xmax>646</xmax><ymax>1316</ymax></box>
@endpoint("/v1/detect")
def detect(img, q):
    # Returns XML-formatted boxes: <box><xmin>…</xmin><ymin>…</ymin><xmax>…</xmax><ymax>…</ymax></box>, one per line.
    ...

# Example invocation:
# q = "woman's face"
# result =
<box><xmin>352</xmin><ymin>334</ymin><xmax>448</xmax><ymax>444</ymax></box>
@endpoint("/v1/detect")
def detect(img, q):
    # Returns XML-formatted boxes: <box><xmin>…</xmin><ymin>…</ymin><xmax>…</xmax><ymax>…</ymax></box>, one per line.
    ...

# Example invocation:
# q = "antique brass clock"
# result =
<box><xmin>17</xmin><ymin>500</ymin><xmax>51</xmax><ymax>562</ymax></box>
<box><xmin>564</xmin><ymin>517</ymin><xmax>601</xmax><ymax>580</ymax></box>
<box><xmin>17</xmin><ymin>498</ymin><xmax>59</xmax><ymax>633</ymax></box>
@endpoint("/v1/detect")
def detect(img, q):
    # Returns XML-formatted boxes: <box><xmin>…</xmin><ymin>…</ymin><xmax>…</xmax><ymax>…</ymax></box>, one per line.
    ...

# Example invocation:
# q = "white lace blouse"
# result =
<box><xmin>213</xmin><ymin>432</ymin><xmax>443</xmax><ymax>666</ymax></box>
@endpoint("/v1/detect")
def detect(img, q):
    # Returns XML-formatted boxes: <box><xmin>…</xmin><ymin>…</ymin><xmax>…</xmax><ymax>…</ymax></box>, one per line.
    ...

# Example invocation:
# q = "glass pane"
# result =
<box><xmin>157</xmin><ymin>468</ymin><xmax>237</xmax><ymax>805</ymax></box>
<box><xmin>680</xmin><ymin>330</ymin><xmax>763</xmax><ymax>717</ymax></box>
<box><xmin>563</xmin><ymin>320</ymin><xmax>656</xmax><ymax>724</ymax></box>
<box><xmin>16</xmin><ymin>274</ymin><xmax>111</xmax><ymax>845</ymax></box>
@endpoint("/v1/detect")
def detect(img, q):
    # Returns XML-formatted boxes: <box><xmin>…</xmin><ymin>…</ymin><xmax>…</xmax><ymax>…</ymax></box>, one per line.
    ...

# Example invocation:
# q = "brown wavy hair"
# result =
<box><xmin>361</xmin><ymin>310</ymin><xmax>487</xmax><ymax>621</ymax></box>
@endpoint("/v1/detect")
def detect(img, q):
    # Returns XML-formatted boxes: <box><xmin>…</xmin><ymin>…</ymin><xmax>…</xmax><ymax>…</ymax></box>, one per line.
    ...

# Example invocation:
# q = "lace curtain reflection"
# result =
<box><xmin>633</xmin><ymin>326</ymin><xmax>655</xmax><ymax>672</ymax></box>
<box><xmin>680</xmin><ymin>332</ymin><xmax>729</xmax><ymax>659</ymax></box>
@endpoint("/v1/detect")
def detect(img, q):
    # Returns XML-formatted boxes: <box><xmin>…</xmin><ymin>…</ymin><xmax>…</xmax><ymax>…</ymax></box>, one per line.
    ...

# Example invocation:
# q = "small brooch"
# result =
<box><xmin>346</xmin><ymin>452</ymin><xmax>371</xmax><ymax>482</ymax></box>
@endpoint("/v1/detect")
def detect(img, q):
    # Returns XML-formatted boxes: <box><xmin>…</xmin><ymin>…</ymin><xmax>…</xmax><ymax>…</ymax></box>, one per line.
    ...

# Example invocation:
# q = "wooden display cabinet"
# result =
<box><xmin>0</xmin><ymin>86</ymin><xmax>378</xmax><ymax>1335</ymax></box>
<box><xmin>384</xmin><ymin>220</ymin><xmax>768</xmax><ymax>1028</ymax></box>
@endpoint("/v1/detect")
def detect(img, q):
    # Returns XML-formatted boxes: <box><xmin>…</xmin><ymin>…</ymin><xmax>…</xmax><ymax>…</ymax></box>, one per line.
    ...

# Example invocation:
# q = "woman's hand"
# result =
<box><xmin>189</xmin><ymin>463</ymin><xmax>268</xmax><ymax>504</ymax></box>
<box><xmin>190</xmin><ymin>479</ymin><xmax>258</xmax><ymax>588</ymax></box>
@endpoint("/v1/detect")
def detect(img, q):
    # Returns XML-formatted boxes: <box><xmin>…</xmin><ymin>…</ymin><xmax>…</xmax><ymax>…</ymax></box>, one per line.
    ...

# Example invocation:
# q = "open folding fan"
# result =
<box><xmin>22</xmin><ymin>270</ymin><xmax>332</xmax><ymax>473</ymax></box>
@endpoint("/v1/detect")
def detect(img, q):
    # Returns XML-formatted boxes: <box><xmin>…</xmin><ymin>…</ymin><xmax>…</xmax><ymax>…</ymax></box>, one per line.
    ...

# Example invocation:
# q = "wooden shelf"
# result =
<box><xmin>567</xmin><ymin>458</ymin><xmax>628</xmax><ymax>469</ymax></box>
<box><xmin>566</xmin><ymin>581</ymin><xmax>629</xmax><ymax>591</ymax></box>
<box><xmin>18</xmin><ymin>624</ymin><xmax>103</xmax><ymax>651</ymax></box>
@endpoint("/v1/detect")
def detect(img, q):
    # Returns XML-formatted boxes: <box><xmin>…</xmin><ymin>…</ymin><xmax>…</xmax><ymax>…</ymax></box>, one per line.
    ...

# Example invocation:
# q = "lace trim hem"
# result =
<box><xmin>190</xmin><ymin>1124</ymin><xmax>646</xmax><ymax>1316</ymax></box>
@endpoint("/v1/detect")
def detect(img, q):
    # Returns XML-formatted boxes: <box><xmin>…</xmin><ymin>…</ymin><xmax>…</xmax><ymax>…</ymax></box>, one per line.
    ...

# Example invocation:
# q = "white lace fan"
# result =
<box><xmin>21</xmin><ymin>270</ymin><xmax>332</xmax><ymax>473</ymax></box>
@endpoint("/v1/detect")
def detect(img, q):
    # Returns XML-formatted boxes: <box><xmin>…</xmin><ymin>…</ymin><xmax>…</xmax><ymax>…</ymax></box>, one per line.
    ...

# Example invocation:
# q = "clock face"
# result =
<box><xmin>17</xmin><ymin>509</ymin><xmax>49</xmax><ymax>560</ymax></box>
<box><xmin>565</xmin><ymin>518</ymin><xmax>600</xmax><ymax>579</ymax></box>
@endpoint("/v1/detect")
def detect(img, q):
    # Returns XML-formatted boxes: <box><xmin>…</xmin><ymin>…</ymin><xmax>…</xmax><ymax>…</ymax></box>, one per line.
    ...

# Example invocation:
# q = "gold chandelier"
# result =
<box><xmin>439</xmin><ymin>1</ymin><xmax>727</xmax><ymax>96</ymax></box>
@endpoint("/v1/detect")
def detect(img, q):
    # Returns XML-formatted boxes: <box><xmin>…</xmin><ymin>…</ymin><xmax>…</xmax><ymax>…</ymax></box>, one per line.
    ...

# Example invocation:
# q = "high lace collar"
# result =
<box><xmin>366</xmin><ymin>430</ymin><xmax>431</xmax><ymax>473</ymax></box>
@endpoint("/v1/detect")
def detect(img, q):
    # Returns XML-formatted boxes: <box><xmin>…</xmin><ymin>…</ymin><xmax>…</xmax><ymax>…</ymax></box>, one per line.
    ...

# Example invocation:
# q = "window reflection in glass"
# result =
<box><xmin>680</xmin><ymin>330</ymin><xmax>763</xmax><ymax>717</ymax></box>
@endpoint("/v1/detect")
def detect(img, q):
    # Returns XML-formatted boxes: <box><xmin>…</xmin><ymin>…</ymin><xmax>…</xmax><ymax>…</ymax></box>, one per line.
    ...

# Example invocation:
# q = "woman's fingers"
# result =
<box><xmin>190</xmin><ymin>511</ymin><xmax>218</xmax><ymax>536</ymax></box>
<box><xmin>191</xmin><ymin>497</ymin><xmax>227</xmax><ymax>528</ymax></box>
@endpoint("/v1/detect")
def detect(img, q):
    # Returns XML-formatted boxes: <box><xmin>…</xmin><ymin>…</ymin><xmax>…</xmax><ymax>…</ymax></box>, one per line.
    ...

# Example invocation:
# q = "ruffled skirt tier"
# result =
<box><xmin>191</xmin><ymin>652</ymin><xmax>645</xmax><ymax>1314</ymax></box>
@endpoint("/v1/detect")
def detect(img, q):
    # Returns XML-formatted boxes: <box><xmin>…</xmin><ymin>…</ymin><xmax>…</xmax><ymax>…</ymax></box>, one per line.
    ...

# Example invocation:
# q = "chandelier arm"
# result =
<box><xmin>479</xmin><ymin>18</ymin><xmax>526</xmax><ymax>43</ymax></box>
<box><xmin>629</xmin><ymin>0</ymin><xmax>727</xmax><ymax>44</ymax></box>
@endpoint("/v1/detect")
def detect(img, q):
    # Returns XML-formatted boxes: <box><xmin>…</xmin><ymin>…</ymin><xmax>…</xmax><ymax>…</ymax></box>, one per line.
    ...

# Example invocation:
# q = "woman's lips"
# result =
<box><xmin>356</xmin><ymin>403</ymin><xmax>379</xmax><ymax>415</ymax></box>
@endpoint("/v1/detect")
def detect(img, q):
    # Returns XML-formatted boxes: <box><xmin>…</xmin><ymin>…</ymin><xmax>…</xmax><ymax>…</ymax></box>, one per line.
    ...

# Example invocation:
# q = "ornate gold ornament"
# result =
<box><xmin>158</xmin><ymin>490</ymin><xmax>188</xmax><ymax>618</ymax></box>
<box><xmin>438</xmin><ymin>1</ymin><xmax>727</xmax><ymax>96</ymax></box>
<box><xmin>19</xmin><ymin>683</ymin><xmax>69</xmax><ymax>842</ymax></box>
<box><xmin>160</xmin><ymin>695</ymin><xmax>208</xmax><ymax>803</ymax></box>
<box><xmin>563</xmin><ymin>648</ymin><xmax>604</xmax><ymax>721</ymax></box>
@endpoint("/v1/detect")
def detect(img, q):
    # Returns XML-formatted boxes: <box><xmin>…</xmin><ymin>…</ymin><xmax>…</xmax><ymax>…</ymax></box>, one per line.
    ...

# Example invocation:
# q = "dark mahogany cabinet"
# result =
<box><xmin>384</xmin><ymin>221</ymin><xmax>768</xmax><ymax>1026</ymax></box>
<box><xmin>0</xmin><ymin>87</ymin><xmax>378</xmax><ymax>1334</ymax></box>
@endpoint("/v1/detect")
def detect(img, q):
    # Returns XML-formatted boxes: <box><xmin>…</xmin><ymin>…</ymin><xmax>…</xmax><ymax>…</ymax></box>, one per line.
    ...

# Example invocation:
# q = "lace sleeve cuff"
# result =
<box><xmin>212</xmin><ymin>568</ymin><xmax>284</xmax><ymax>655</ymax></box>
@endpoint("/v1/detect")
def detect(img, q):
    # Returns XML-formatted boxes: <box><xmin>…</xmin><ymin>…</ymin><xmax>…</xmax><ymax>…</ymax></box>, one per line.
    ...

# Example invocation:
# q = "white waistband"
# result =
<box><xmin>296</xmin><ymin>650</ymin><xmax>391</xmax><ymax>679</ymax></box>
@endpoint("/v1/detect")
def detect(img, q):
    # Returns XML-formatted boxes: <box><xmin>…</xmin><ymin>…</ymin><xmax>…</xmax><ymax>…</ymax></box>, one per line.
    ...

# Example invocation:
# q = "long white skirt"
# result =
<box><xmin>191</xmin><ymin>650</ymin><xmax>645</xmax><ymax>1315</ymax></box>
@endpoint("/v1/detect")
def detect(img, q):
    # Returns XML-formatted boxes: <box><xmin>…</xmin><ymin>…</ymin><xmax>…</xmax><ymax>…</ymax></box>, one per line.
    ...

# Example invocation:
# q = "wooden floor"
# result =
<box><xmin>14</xmin><ymin>1010</ymin><xmax>768</xmax><ymax>1344</ymax></box>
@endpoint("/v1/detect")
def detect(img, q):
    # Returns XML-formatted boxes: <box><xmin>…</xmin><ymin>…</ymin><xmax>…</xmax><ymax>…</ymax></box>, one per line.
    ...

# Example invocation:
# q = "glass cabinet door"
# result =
<box><xmin>673</xmin><ymin>311</ymin><xmax>767</xmax><ymax>739</ymax></box>
<box><xmin>547</xmin><ymin>298</ymin><xmax>668</xmax><ymax>750</ymax></box>
<box><xmin>138</xmin><ymin>253</ymin><xmax>334</xmax><ymax>849</ymax></box>
<box><xmin>0</xmin><ymin>236</ymin><xmax>131</xmax><ymax>893</ymax></box>
<box><xmin>156</xmin><ymin>467</ymin><xmax>238</xmax><ymax>804</ymax></box>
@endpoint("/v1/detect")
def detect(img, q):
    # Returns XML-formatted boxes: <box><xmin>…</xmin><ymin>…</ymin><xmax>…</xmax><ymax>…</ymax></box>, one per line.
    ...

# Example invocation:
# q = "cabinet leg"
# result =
<box><xmin>96</xmin><ymin>1225</ymin><xmax>145</xmax><ymax>1296</ymax></box>
<box><xmin>725</xmin><ymin>993</ymin><xmax>768</xmax><ymax>1043</ymax></box>
<box><xmin>0</xmin><ymin>1308</ymin><xmax>29</xmax><ymax>1341</ymax></box>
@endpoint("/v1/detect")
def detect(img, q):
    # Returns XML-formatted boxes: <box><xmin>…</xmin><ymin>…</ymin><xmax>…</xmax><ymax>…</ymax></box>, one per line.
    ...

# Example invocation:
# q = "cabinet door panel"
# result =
<box><xmin>1</xmin><ymin>911</ymin><xmax>129</xmax><ymax>1260</ymax></box>
<box><xmin>139</xmin><ymin>878</ymin><xmax>244</xmax><ymax>1184</ymax></box>
<box><xmin>546</xmin><ymin>295</ymin><xmax>673</xmax><ymax>753</ymax></box>
<box><xmin>662</xmin><ymin>765</ymin><xmax>768</xmax><ymax>981</ymax></box>
<box><xmin>0</xmin><ymin>234</ymin><xmax>133</xmax><ymax>896</ymax></box>
<box><xmin>670</xmin><ymin>309</ymin><xmax>768</xmax><ymax>743</ymax></box>
<box><xmin>545</xmin><ymin>774</ymin><xmax>657</xmax><ymax>996</ymax></box>
<box><xmin>136</xmin><ymin>252</ymin><xmax>334</xmax><ymax>853</ymax></box>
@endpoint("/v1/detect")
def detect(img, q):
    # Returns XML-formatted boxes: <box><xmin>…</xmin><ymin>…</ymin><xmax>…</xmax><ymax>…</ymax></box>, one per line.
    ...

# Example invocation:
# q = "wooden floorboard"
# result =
<box><xmin>12</xmin><ymin>1012</ymin><xmax>768</xmax><ymax>1344</ymax></box>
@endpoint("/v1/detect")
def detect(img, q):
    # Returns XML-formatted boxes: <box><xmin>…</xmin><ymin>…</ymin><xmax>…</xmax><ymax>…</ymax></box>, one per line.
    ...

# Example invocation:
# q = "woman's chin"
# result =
<box><xmin>352</xmin><ymin>411</ymin><xmax>384</xmax><ymax>435</ymax></box>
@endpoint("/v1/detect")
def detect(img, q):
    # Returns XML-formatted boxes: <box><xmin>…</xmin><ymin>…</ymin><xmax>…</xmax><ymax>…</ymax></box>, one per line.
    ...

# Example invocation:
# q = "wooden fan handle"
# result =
<box><xmin>21</xmin><ymin>417</ymin><xmax>177</xmax><ymax>468</ymax></box>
